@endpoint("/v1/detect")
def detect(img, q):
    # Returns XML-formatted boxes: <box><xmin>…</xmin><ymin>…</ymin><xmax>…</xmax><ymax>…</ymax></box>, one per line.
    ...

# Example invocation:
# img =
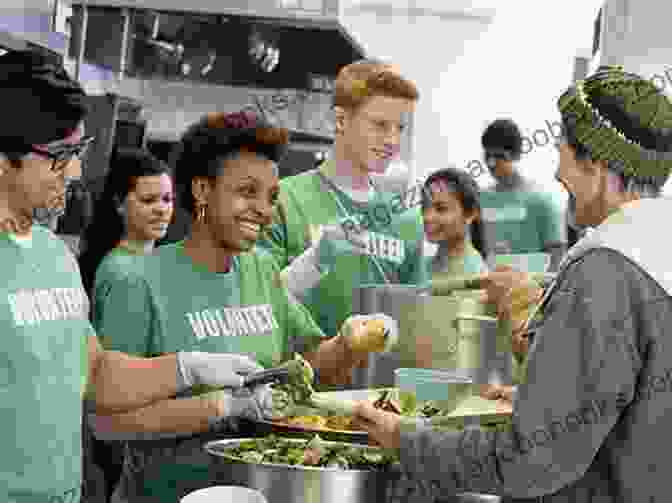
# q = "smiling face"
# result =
<box><xmin>336</xmin><ymin>95</ymin><xmax>413</xmax><ymax>176</ymax></box>
<box><xmin>422</xmin><ymin>180</ymin><xmax>476</xmax><ymax>244</ymax></box>
<box><xmin>192</xmin><ymin>149</ymin><xmax>280</xmax><ymax>253</ymax></box>
<box><xmin>123</xmin><ymin>173</ymin><xmax>174</xmax><ymax>242</ymax></box>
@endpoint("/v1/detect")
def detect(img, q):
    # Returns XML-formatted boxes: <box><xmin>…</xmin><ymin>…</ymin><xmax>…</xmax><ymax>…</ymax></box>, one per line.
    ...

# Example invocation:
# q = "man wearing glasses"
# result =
<box><xmin>479</xmin><ymin>118</ymin><xmax>566</xmax><ymax>271</ymax></box>
<box><xmin>0</xmin><ymin>50</ymin><xmax>273</xmax><ymax>503</ymax></box>
<box><xmin>28</xmin><ymin>125</ymin><xmax>93</xmax><ymax>234</ymax></box>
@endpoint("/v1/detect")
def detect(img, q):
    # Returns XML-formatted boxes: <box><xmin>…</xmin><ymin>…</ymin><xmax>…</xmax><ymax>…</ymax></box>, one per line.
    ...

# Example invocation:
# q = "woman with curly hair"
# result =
<box><xmin>91</xmin><ymin>110</ymin><xmax>391</xmax><ymax>503</ymax></box>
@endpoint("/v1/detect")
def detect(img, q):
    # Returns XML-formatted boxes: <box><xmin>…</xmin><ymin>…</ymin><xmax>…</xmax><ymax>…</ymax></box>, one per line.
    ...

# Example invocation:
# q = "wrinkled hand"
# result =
<box><xmin>177</xmin><ymin>352</ymin><xmax>264</xmax><ymax>391</ymax></box>
<box><xmin>480</xmin><ymin>266</ymin><xmax>542</xmax><ymax>326</ymax></box>
<box><xmin>352</xmin><ymin>400</ymin><xmax>402</xmax><ymax>450</ymax></box>
<box><xmin>204</xmin><ymin>384</ymin><xmax>274</xmax><ymax>424</ymax></box>
<box><xmin>479</xmin><ymin>384</ymin><xmax>515</xmax><ymax>402</ymax></box>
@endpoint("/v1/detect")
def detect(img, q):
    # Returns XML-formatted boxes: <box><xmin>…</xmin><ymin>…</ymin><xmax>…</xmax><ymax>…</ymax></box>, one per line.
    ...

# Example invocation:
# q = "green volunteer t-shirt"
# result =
<box><xmin>91</xmin><ymin>247</ymin><xmax>143</xmax><ymax>349</ymax></box>
<box><xmin>0</xmin><ymin>226</ymin><xmax>92</xmax><ymax>503</ymax></box>
<box><xmin>92</xmin><ymin>241</ymin><xmax>326</xmax><ymax>501</ymax></box>
<box><xmin>479</xmin><ymin>189</ymin><xmax>564</xmax><ymax>255</ymax></box>
<box><xmin>428</xmin><ymin>240</ymin><xmax>488</xmax><ymax>276</ymax></box>
<box><xmin>256</xmin><ymin>164</ymin><xmax>429</xmax><ymax>338</ymax></box>
<box><xmin>93</xmin><ymin>241</ymin><xmax>325</xmax><ymax>365</ymax></box>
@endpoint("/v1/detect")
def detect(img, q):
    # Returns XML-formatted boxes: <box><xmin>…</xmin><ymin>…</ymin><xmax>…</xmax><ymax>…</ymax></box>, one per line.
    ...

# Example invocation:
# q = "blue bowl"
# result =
<box><xmin>394</xmin><ymin>368</ymin><xmax>473</xmax><ymax>405</ymax></box>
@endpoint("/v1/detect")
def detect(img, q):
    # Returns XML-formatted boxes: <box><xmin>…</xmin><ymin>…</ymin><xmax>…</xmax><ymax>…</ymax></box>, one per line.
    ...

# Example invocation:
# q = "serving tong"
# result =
<box><xmin>241</xmin><ymin>367</ymin><xmax>292</xmax><ymax>388</ymax></box>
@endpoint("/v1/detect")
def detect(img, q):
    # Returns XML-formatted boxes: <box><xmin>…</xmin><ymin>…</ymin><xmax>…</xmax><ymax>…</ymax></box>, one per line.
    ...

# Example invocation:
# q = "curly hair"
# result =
<box><xmin>172</xmin><ymin>110</ymin><xmax>289</xmax><ymax>213</ymax></box>
<box><xmin>332</xmin><ymin>59</ymin><xmax>419</xmax><ymax>110</ymax></box>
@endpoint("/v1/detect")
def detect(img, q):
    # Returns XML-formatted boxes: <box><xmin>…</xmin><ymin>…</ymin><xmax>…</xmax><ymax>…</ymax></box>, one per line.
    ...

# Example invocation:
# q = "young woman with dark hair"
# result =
<box><xmin>421</xmin><ymin>167</ymin><xmax>488</xmax><ymax>275</ymax></box>
<box><xmin>79</xmin><ymin>148</ymin><xmax>174</xmax><ymax>295</ymax></box>
<box><xmin>78</xmin><ymin>148</ymin><xmax>174</xmax><ymax>503</ymax></box>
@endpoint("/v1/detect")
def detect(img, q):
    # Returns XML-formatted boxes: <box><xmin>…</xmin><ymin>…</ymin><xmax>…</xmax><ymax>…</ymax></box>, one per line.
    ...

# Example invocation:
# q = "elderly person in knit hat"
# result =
<box><xmin>353</xmin><ymin>66</ymin><xmax>672</xmax><ymax>503</ymax></box>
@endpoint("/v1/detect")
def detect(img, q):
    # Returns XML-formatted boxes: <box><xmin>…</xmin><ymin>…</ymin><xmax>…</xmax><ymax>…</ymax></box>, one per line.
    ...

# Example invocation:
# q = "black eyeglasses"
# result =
<box><xmin>29</xmin><ymin>136</ymin><xmax>95</xmax><ymax>173</ymax></box>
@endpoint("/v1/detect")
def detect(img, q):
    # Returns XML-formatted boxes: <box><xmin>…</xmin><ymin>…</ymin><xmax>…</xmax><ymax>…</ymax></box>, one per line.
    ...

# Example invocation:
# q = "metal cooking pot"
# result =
<box><xmin>205</xmin><ymin>438</ymin><xmax>401</xmax><ymax>503</ymax></box>
<box><xmin>351</xmin><ymin>283</ymin><xmax>512</xmax><ymax>389</ymax></box>
<box><xmin>351</xmin><ymin>284</ymin><xmax>430</xmax><ymax>388</ymax></box>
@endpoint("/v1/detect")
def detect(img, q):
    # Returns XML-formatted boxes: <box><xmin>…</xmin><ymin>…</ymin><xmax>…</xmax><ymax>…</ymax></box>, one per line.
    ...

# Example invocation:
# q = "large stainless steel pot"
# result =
<box><xmin>205</xmin><ymin>438</ymin><xmax>401</xmax><ymax>503</ymax></box>
<box><xmin>351</xmin><ymin>283</ymin><xmax>512</xmax><ymax>389</ymax></box>
<box><xmin>351</xmin><ymin>284</ymin><xmax>430</xmax><ymax>388</ymax></box>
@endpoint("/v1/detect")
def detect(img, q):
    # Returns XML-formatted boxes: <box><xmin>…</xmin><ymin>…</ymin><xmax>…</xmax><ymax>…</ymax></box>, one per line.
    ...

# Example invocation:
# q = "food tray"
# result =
<box><xmin>259</xmin><ymin>388</ymin><xmax>512</xmax><ymax>441</ymax></box>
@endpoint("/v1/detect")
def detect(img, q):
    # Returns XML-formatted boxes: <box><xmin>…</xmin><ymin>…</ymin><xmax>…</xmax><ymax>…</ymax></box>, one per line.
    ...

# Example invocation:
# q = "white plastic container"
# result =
<box><xmin>180</xmin><ymin>486</ymin><xmax>268</xmax><ymax>503</ymax></box>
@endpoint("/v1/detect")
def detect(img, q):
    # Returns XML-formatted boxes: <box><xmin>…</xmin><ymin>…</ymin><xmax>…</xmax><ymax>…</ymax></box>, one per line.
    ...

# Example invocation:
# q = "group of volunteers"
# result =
<box><xmin>3</xmin><ymin>42</ymin><xmax>672</xmax><ymax>503</ymax></box>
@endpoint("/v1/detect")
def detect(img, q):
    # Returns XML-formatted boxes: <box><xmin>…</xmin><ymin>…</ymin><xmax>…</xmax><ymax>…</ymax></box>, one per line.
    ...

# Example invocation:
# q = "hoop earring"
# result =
<box><xmin>196</xmin><ymin>204</ymin><xmax>207</xmax><ymax>223</ymax></box>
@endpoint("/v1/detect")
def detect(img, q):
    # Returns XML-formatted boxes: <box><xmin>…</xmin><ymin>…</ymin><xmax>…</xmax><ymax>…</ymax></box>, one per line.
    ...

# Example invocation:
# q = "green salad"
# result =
<box><xmin>224</xmin><ymin>434</ymin><xmax>398</xmax><ymax>470</ymax></box>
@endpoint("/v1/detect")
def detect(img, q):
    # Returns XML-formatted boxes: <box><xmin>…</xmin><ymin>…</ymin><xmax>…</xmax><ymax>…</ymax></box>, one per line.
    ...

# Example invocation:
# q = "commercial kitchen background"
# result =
<box><xmin>2</xmin><ymin>0</ymin><xmax>672</xmax><ymax>218</ymax></box>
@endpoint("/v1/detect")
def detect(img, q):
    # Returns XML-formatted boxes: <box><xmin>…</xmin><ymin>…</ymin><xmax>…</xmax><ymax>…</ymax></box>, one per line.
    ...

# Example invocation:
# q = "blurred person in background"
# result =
<box><xmin>421</xmin><ymin>167</ymin><xmax>489</xmax><ymax>275</ymax></box>
<box><xmin>79</xmin><ymin>148</ymin><xmax>174</xmax><ymax>295</ymax></box>
<box><xmin>354</xmin><ymin>65</ymin><xmax>672</xmax><ymax>503</ymax></box>
<box><xmin>479</xmin><ymin>118</ymin><xmax>566</xmax><ymax>270</ymax></box>
<box><xmin>79</xmin><ymin>148</ymin><xmax>174</xmax><ymax>503</ymax></box>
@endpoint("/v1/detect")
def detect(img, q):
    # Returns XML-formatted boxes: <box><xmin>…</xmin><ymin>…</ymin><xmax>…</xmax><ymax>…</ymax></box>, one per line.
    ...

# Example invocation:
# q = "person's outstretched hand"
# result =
<box><xmin>480</xmin><ymin>266</ymin><xmax>542</xmax><ymax>327</ymax></box>
<box><xmin>351</xmin><ymin>400</ymin><xmax>401</xmax><ymax>450</ymax></box>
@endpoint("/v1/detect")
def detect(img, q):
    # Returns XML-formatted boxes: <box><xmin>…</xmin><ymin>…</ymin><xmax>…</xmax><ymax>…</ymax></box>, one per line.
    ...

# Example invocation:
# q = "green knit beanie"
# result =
<box><xmin>557</xmin><ymin>65</ymin><xmax>672</xmax><ymax>184</ymax></box>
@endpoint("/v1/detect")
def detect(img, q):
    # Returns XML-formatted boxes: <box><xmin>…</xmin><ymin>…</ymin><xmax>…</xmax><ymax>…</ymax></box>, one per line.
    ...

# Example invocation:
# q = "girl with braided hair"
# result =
<box><xmin>354</xmin><ymin>66</ymin><xmax>672</xmax><ymax>503</ymax></box>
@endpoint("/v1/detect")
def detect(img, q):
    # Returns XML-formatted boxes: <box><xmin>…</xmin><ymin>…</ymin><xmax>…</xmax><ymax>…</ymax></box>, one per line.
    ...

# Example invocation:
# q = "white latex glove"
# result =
<box><xmin>340</xmin><ymin>313</ymin><xmax>399</xmax><ymax>353</ymax></box>
<box><xmin>281</xmin><ymin>219</ymin><xmax>370</xmax><ymax>299</ymax></box>
<box><xmin>176</xmin><ymin>352</ymin><xmax>263</xmax><ymax>392</ymax></box>
<box><xmin>204</xmin><ymin>384</ymin><xmax>274</xmax><ymax>425</ymax></box>
<box><xmin>312</xmin><ymin>220</ymin><xmax>371</xmax><ymax>272</ymax></box>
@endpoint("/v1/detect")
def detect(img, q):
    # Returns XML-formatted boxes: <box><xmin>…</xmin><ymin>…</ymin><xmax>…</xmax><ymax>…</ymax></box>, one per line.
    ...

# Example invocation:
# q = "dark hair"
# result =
<box><xmin>422</xmin><ymin>167</ymin><xmax>488</xmax><ymax>259</ymax></box>
<box><xmin>173</xmin><ymin>111</ymin><xmax>289</xmax><ymax>214</ymax></box>
<box><xmin>78</xmin><ymin>148</ymin><xmax>169</xmax><ymax>294</ymax></box>
<box><xmin>481</xmin><ymin>119</ymin><xmax>523</xmax><ymax>160</ymax></box>
<box><xmin>560</xmin><ymin>71</ymin><xmax>672</xmax><ymax>193</ymax></box>
<box><xmin>0</xmin><ymin>49</ymin><xmax>88</xmax><ymax>147</ymax></box>
<box><xmin>57</xmin><ymin>178</ymin><xmax>94</xmax><ymax>235</ymax></box>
